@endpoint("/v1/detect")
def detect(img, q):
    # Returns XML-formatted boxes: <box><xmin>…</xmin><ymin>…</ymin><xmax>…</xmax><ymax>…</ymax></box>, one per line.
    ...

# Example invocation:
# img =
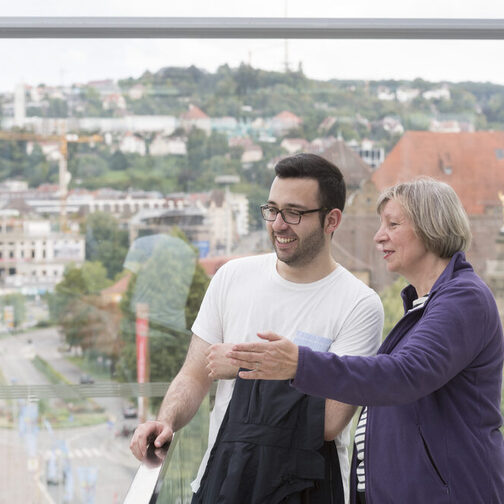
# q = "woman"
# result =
<box><xmin>228</xmin><ymin>178</ymin><xmax>504</xmax><ymax>503</ymax></box>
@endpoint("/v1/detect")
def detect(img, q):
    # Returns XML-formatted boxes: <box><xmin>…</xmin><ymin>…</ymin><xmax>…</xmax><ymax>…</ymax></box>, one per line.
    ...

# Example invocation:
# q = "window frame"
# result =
<box><xmin>0</xmin><ymin>17</ymin><xmax>503</xmax><ymax>39</ymax></box>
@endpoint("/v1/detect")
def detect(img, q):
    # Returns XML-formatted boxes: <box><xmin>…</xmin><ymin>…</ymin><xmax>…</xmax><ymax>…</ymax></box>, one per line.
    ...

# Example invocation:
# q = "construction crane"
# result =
<box><xmin>0</xmin><ymin>131</ymin><xmax>103</xmax><ymax>231</ymax></box>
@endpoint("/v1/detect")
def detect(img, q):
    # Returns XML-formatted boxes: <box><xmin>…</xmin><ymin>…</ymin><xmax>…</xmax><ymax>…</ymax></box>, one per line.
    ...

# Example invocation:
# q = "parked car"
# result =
<box><xmin>79</xmin><ymin>374</ymin><xmax>94</xmax><ymax>384</ymax></box>
<box><xmin>122</xmin><ymin>405</ymin><xmax>138</xmax><ymax>419</ymax></box>
<box><xmin>46</xmin><ymin>453</ymin><xmax>64</xmax><ymax>485</ymax></box>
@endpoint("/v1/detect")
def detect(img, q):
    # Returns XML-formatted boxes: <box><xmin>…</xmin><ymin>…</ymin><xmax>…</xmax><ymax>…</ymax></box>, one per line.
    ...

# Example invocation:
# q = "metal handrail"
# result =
<box><xmin>0</xmin><ymin>17</ymin><xmax>504</xmax><ymax>39</ymax></box>
<box><xmin>123</xmin><ymin>433</ymin><xmax>179</xmax><ymax>504</ymax></box>
<box><xmin>0</xmin><ymin>382</ymin><xmax>170</xmax><ymax>400</ymax></box>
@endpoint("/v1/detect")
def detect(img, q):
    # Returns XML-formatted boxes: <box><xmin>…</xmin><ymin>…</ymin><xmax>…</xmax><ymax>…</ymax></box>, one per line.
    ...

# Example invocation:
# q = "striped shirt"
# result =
<box><xmin>355</xmin><ymin>407</ymin><xmax>367</xmax><ymax>492</ymax></box>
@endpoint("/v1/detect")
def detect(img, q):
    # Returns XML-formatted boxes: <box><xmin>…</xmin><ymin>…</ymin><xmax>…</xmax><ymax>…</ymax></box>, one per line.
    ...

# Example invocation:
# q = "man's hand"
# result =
<box><xmin>205</xmin><ymin>343</ymin><xmax>238</xmax><ymax>380</ymax></box>
<box><xmin>129</xmin><ymin>420</ymin><xmax>173</xmax><ymax>461</ymax></box>
<box><xmin>226</xmin><ymin>332</ymin><xmax>299</xmax><ymax>380</ymax></box>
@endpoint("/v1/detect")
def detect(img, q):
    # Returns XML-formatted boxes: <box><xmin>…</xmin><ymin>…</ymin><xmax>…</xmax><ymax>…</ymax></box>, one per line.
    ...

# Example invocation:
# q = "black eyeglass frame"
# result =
<box><xmin>260</xmin><ymin>204</ymin><xmax>328</xmax><ymax>225</ymax></box>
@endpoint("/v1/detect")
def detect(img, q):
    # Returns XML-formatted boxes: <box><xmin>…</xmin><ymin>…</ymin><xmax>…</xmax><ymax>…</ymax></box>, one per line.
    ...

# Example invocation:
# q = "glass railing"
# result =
<box><xmin>1</xmin><ymin>14</ymin><xmax>504</xmax><ymax>503</ymax></box>
<box><xmin>124</xmin><ymin>394</ymin><xmax>210</xmax><ymax>504</ymax></box>
<box><xmin>0</xmin><ymin>374</ymin><xmax>209</xmax><ymax>503</ymax></box>
<box><xmin>0</xmin><ymin>229</ymin><xmax>203</xmax><ymax>503</ymax></box>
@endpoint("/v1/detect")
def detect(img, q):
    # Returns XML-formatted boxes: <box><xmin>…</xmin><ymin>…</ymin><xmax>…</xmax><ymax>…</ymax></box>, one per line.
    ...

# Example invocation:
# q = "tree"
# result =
<box><xmin>74</xmin><ymin>154</ymin><xmax>109</xmax><ymax>179</ymax></box>
<box><xmin>379</xmin><ymin>277</ymin><xmax>408</xmax><ymax>339</ymax></box>
<box><xmin>49</xmin><ymin>265</ymin><xmax>87</xmax><ymax>324</ymax></box>
<box><xmin>49</xmin><ymin>261</ymin><xmax>112</xmax><ymax>350</ymax></box>
<box><xmin>46</xmin><ymin>98</ymin><xmax>68</xmax><ymax>118</ymax></box>
<box><xmin>186</xmin><ymin>128</ymin><xmax>208</xmax><ymax>173</ymax></box>
<box><xmin>84</xmin><ymin>212</ymin><xmax>129</xmax><ymax>279</ymax></box>
<box><xmin>82</xmin><ymin>87</ymin><xmax>107</xmax><ymax>117</ymax></box>
<box><xmin>234</xmin><ymin>64</ymin><xmax>259</xmax><ymax>96</ymax></box>
<box><xmin>80</xmin><ymin>261</ymin><xmax>112</xmax><ymax>293</ymax></box>
<box><xmin>26</xmin><ymin>144</ymin><xmax>54</xmax><ymax>187</ymax></box>
<box><xmin>207</xmin><ymin>131</ymin><xmax>229</xmax><ymax>158</ymax></box>
<box><xmin>0</xmin><ymin>293</ymin><xmax>26</xmax><ymax>328</ymax></box>
<box><xmin>109</xmin><ymin>150</ymin><xmax>129</xmax><ymax>172</ymax></box>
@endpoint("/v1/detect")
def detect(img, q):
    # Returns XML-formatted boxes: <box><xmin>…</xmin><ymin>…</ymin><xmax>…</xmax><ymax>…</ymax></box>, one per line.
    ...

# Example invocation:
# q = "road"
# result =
<box><xmin>0</xmin><ymin>328</ymin><xmax>138</xmax><ymax>503</ymax></box>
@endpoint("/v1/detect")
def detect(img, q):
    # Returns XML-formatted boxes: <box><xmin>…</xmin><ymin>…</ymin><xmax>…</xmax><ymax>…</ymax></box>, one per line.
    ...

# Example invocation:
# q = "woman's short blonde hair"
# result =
<box><xmin>377</xmin><ymin>177</ymin><xmax>472</xmax><ymax>258</ymax></box>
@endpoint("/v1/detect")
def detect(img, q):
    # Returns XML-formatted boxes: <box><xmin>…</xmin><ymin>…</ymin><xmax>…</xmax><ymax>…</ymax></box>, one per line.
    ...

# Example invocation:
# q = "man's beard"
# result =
<box><xmin>272</xmin><ymin>226</ymin><xmax>325</xmax><ymax>268</ymax></box>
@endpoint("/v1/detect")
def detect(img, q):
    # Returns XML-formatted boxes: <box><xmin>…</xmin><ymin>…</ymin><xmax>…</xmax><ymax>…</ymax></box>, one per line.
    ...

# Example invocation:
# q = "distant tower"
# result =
<box><xmin>283</xmin><ymin>0</ymin><xmax>290</xmax><ymax>72</ymax></box>
<box><xmin>284</xmin><ymin>41</ymin><xmax>290</xmax><ymax>73</ymax></box>
<box><xmin>14</xmin><ymin>83</ymin><xmax>26</xmax><ymax>127</ymax></box>
<box><xmin>215</xmin><ymin>175</ymin><xmax>240</xmax><ymax>255</ymax></box>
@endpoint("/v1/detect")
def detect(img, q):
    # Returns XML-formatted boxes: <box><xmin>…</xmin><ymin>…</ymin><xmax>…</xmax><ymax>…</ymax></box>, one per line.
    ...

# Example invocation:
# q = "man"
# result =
<box><xmin>130</xmin><ymin>153</ymin><xmax>384</xmax><ymax>503</ymax></box>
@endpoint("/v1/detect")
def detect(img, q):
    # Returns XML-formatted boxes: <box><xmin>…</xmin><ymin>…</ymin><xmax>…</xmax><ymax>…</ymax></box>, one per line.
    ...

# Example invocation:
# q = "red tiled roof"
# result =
<box><xmin>308</xmin><ymin>140</ymin><xmax>373</xmax><ymax>188</ymax></box>
<box><xmin>273</xmin><ymin>111</ymin><xmax>302</xmax><ymax>123</ymax></box>
<box><xmin>181</xmin><ymin>104</ymin><xmax>209</xmax><ymax>120</ymax></box>
<box><xmin>229</xmin><ymin>137</ymin><xmax>254</xmax><ymax>148</ymax></box>
<box><xmin>372</xmin><ymin>131</ymin><xmax>504</xmax><ymax>215</ymax></box>
<box><xmin>36</xmin><ymin>184</ymin><xmax>59</xmax><ymax>193</ymax></box>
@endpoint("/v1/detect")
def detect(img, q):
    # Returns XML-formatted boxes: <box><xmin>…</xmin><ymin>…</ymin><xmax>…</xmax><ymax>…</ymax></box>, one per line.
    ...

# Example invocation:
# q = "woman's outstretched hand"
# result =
<box><xmin>226</xmin><ymin>332</ymin><xmax>299</xmax><ymax>380</ymax></box>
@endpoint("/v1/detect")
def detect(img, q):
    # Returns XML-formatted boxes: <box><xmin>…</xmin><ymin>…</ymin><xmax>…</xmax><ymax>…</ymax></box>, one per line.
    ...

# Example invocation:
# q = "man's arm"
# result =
<box><xmin>323</xmin><ymin>293</ymin><xmax>382</xmax><ymax>439</ymax></box>
<box><xmin>205</xmin><ymin>343</ymin><xmax>239</xmax><ymax>380</ymax></box>
<box><xmin>130</xmin><ymin>334</ymin><xmax>213</xmax><ymax>460</ymax></box>
<box><xmin>324</xmin><ymin>399</ymin><xmax>357</xmax><ymax>440</ymax></box>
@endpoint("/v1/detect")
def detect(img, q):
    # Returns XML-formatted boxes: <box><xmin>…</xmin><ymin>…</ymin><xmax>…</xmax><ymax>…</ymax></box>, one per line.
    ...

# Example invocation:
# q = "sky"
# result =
<box><xmin>2</xmin><ymin>0</ymin><xmax>504</xmax><ymax>92</ymax></box>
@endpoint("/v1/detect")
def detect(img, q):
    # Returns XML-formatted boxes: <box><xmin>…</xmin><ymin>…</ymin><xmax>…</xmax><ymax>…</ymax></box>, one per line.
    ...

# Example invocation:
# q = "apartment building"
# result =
<box><xmin>0</xmin><ymin>211</ymin><xmax>85</xmax><ymax>294</ymax></box>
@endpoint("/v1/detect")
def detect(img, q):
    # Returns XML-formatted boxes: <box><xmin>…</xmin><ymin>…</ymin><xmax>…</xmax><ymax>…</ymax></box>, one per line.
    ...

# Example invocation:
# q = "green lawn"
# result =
<box><xmin>26</xmin><ymin>355</ymin><xmax>106</xmax><ymax>429</ymax></box>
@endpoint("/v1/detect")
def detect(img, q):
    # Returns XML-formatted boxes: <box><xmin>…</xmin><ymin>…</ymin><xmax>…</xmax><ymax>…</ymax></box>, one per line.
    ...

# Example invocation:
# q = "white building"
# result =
<box><xmin>280</xmin><ymin>138</ymin><xmax>311</xmax><ymax>154</ymax></box>
<box><xmin>26</xmin><ymin>140</ymin><xmax>63</xmax><ymax>162</ymax></box>
<box><xmin>14</xmin><ymin>84</ymin><xmax>26</xmax><ymax>127</ymax></box>
<box><xmin>0</xmin><ymin>211</ymin><xmax>85</xmax><ymax>294</ymax></box>
<box><xmin>423</xmin><ymin>87</ymin><xmax>451</xmax><ymax>101</ymax></box>
<box><xmin>382</xmin><ymin>116</ymin><xmax>405</xmax><ymax>135</ymax></box>
<box><xmin>149</xmin><ymin>135</ymin><xmax>187</xmax><ymax>156</ymax></box>
<box><xmin>429</xmin><ymin>119</ymin><xmax>462</xmax><ymax>133</ymax></box>
<box><xmin>211</xmin><ymin>117</ymin><xmax>238</xmax><ymax>134</ymax></box>
<box><xmin>1</xmin><ymin>115</ymin><xmax>178</xmax><ymax>137</ymax></box>
<box><xmin>180</xmin><ymin>104</ymin><xmax>211</xmax><ymax>134</ymax></box>
<box><xmin>377</xmin><ymin>86</ymin><xmax>395</xmax><ymax>101</ymax></box>
<box><xmin>347</xmin><ymin>139</ymin><xmax>385</xmax><ymax>170</ymax></box>
<box><xmin>396</xmin><ymin>87</ymin><xmax>420</xmax><ymax>103</ymax></box>
<box><xmin>229</xmin><ymin>137</ymin><xmax>263</xmax><ymax>164</ymax></box>
<box><xmin>270</xmin><ymin>111</ymin><xmax>303</xmax><ymax>136</ymax></box>
<box><xmin>0</xmin><ymin>180</ymin><xmax>29</xmax><ymax>192</ymax></box>
<box><xmin>128</xmin><ymin>84</ymin><xmax>146</xmax><ymax>100</ymax></box>
<box><xmin>119</xmin><ymin>132</ymin><xmax>146</xmax><ymax>155</ymax></box>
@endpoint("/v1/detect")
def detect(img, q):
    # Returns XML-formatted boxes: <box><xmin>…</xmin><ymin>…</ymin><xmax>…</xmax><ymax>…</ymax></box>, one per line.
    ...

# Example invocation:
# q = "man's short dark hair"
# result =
<box><xmin>275</xmin><ymin>153</ymin><xmax>346</xmax><ymax>224</ymax></box>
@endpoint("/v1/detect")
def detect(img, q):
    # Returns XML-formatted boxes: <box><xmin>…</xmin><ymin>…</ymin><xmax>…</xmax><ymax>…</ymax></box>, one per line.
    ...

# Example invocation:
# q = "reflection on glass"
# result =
<box><xmin>1</xmin><ymin>28</ymin><xmax>504</xmax><ymax>503</ymax></box>
<box><xmin>157</xmin><ymin>396</ymin><xmax>210</xmax><ymax>504</ymax></box>
<box><xmin>123</xmin><ymin>395</ymin><xmax>209</xmax><ymax>504</ymax></box>
<box><xmin>124</xmin><ymin>234</ymin><xmax>196</xmax><ymax>335</ymax></box>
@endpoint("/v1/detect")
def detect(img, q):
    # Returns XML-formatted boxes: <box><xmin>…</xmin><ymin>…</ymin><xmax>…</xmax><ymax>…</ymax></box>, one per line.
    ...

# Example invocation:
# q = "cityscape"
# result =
<box><xmin>1</xmin><ymin>61</ymin><xmax>504</xmax><ymax>502</ymax></box>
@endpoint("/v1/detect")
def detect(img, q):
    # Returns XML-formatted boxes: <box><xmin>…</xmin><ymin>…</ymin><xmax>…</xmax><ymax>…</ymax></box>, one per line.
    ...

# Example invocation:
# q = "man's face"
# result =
<box><xmin>266</xmin><ymin>177</ymin><xmax>326</xmax><ymax>267</ymax></box>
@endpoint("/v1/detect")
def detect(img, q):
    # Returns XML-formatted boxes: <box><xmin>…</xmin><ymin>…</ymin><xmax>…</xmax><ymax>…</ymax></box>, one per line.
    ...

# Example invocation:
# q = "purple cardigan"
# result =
<box><xmin>293</xmin><ymin>252</ymin><xmax>504</xmax><ymax>503</ymax></box>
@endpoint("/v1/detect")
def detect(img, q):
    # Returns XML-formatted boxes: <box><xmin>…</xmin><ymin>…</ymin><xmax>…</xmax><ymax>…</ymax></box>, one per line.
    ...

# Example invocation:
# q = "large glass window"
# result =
<box><xmin>1</xmin><ymin>8</ymin><xmax>504</xmax><ymax>502</ymax></box>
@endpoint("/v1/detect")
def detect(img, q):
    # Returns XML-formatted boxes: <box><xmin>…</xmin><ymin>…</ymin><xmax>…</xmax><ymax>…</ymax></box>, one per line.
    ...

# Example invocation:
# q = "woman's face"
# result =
<box><xmin>374</xmin><ymin>199</ymin><xmax>429</xmax><ymax>278</ymax></box>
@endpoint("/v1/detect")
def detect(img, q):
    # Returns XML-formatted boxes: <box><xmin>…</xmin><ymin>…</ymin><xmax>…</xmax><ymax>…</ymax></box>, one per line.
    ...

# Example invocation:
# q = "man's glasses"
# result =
<box><xmin>260</xmin><ymin>204</ymin><xmax>327</xmax><ymax>225</ymax></box>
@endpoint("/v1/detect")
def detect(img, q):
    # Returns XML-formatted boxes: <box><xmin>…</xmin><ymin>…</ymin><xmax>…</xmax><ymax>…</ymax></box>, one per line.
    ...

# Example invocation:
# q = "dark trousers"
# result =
<box><xmin>357</xmin><ymin>491</ymin><xmax>366</xmax><ymax>504</ymax></box>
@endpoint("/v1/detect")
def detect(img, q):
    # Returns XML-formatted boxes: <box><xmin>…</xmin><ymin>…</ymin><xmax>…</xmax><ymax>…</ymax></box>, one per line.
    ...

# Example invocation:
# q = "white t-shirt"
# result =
<box><xmin>191</xmin><ymin>253</ymin><xmax>384</xmax><ymax>503</ymax></box>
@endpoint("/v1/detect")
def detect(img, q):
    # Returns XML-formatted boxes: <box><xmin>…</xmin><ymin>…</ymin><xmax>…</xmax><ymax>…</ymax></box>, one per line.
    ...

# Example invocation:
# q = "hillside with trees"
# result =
<box><xmin>3</xmin><ymin>65</ymin><xmax>504</xmax><ymax>198</ymax></box>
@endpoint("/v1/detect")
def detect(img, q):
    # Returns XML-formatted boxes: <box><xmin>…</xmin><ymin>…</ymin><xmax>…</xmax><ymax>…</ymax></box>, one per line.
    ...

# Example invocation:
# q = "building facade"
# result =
<box><xmin>0</xmin><ymin>211</ymin><xmax>85</xmax><ymax>294</ymax></box>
